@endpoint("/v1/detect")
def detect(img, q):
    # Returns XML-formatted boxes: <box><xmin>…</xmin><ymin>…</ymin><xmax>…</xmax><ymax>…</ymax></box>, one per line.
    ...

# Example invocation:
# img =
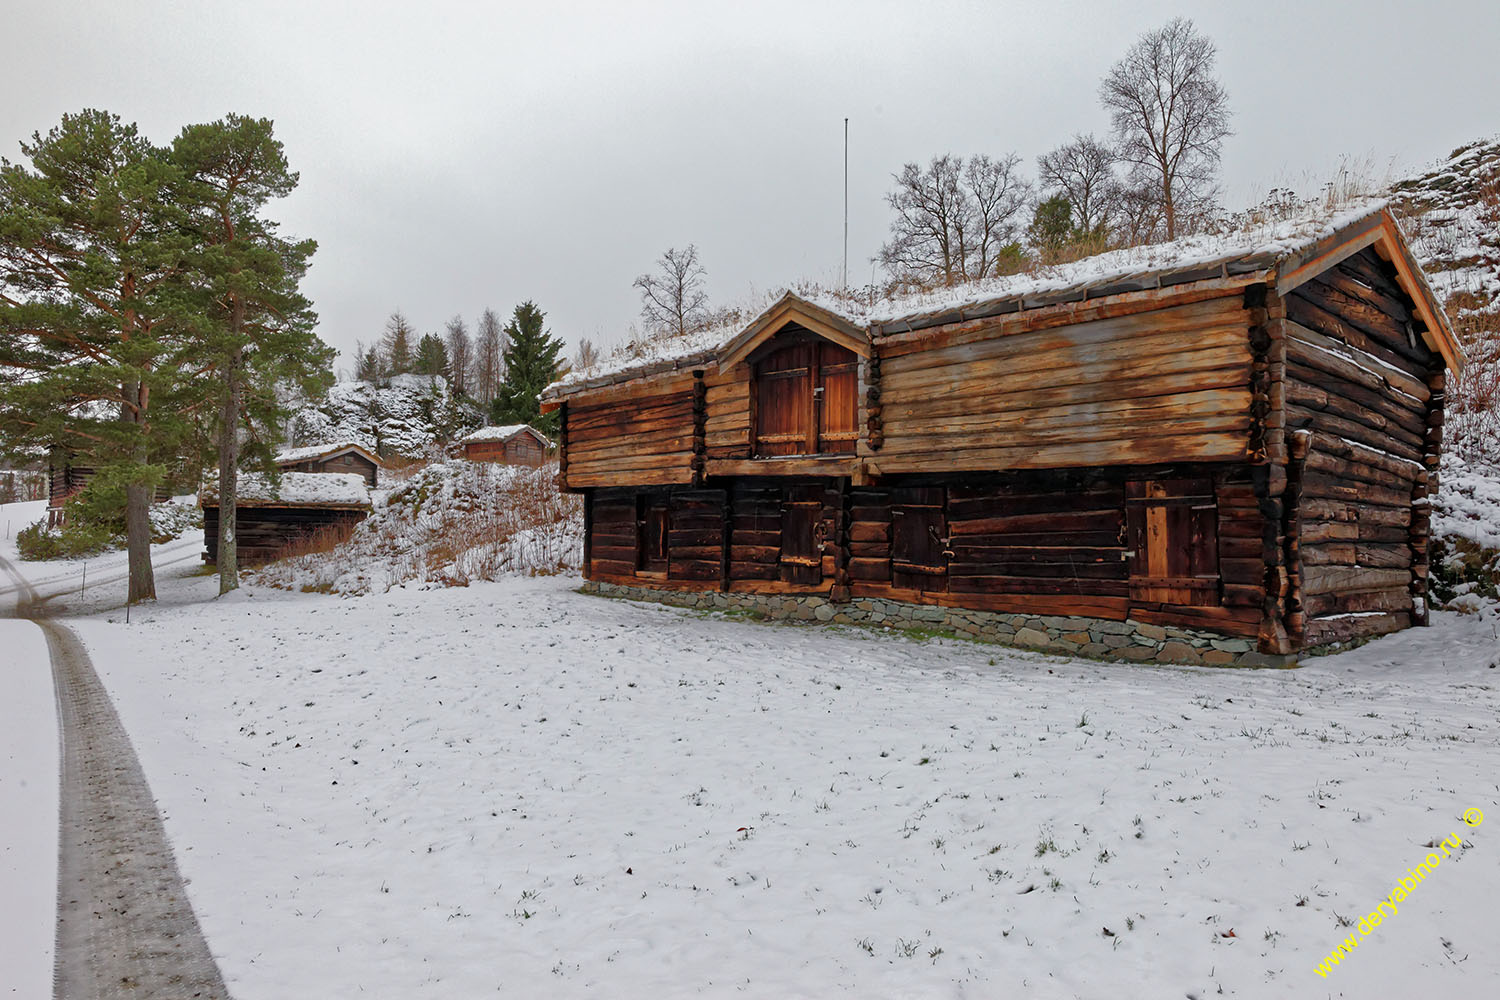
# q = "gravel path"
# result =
<box><xmin>1</xmin><ymin>554</ymin><xmax>231</xmax><ymax>999</ymax></box>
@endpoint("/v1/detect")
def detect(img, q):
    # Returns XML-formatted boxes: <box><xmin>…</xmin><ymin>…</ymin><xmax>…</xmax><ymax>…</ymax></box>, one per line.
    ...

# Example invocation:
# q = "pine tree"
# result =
<box><xmin>171</xmin><ymin>113</ymin><xmax>335</xmax><ymax>594</ymax></box>
<box><xmin>492</xmin><ymin>301</ymin><xmax>565</xmax><ymax>437</ymax></box>
<box><xmin>0</xmin><ymin>110</ymin><xmax>195</xmax><ymax>603</ymax></box>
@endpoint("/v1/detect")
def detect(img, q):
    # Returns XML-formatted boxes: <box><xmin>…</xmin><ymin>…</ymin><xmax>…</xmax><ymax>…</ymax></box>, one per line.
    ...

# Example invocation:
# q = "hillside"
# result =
<box><xmin>1395</xmin><ymin>136</ymin><xmax>1500</xmax><ymax>600</ymax></box>
<box><xmin>288</xmin><ymin>374</ymin><xmax>482</xmax><ymax>459</ymax></box>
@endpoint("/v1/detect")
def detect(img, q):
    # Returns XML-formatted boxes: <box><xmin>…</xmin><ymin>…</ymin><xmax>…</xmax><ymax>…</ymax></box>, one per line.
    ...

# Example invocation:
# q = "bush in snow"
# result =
<box><xmin>253</xmin><ymin>461</ymin><xmax>582</xmax><ymax>594</ymax></box>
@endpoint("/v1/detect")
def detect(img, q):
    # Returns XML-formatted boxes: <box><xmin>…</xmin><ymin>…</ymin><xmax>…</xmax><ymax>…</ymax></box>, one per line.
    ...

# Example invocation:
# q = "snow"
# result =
<box><xmin>1435</xmin><ymin>452</ymin><xmax>1500</xmax><ymax>550</ymax></box>
<box><xmin>4</xmin><ymin>521</ymin><xmax>1494</xmax><ymax>998</ymax></box>
<box><xmin>462</xmin><ymin>424</ymin><xmax>548</xmax><ymax>446</ymax></box>
<box><xmin>273</xmin><ymin>441</ymin><xmax>373</xmax><ymax>465</ymax></box>
<box><xmin>0</xmin><ymin>500</ymin><xmax>58</xmax><ymax>999</ymax></box>
<box><xmin>200</xmin><ymin>471</ymin><xmax>371</xmax><ymax>508</ymax></box>
<box><xmin>289</xmin><ymin>375</ymin><xmax>481</xmax><ymax>458</ymax></box>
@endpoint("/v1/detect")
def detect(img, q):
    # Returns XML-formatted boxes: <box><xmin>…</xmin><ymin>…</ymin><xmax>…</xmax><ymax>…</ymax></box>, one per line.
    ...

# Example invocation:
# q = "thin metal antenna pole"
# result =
<box><xmin>843</xmin><ymin>118</ymin><xmax>849</xmax><ymax>290</ymax></box>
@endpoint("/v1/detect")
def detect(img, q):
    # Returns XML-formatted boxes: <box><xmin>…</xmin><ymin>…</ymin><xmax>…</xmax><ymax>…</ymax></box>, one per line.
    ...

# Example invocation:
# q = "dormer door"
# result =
<box><xmin>753</xmin><ymin>335</ymin><xmax>858</xmax><ymax>457</ymax></box>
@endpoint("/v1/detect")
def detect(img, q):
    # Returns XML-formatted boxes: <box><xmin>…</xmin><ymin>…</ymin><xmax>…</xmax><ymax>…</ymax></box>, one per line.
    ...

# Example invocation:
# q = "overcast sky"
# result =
<box><xmin>7</xmin><ymin>0</ymin><xmax>1496</xmax><ymax>374</ymax></box>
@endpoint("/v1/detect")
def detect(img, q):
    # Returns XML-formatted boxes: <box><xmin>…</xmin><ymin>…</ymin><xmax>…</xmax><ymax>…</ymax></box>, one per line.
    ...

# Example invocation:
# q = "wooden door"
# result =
<box><xmin>891</xmin><ymin>486</ymin><xmax>947</xmax><ymax>592</ymax></box>
<box><xmin>815</xmin><ymin>342</ymin><xmax>859</xmax><ymax>454</ymax></box>
<box><xmin>779</xmin><ymin>492</ymin><xmax>825</xmax><ymax>585</ymax></box>
<box><xmin>636</xmin><ymin>495</ymin><xmax>670</xmax><ymax>577</ymax></box>
<box><xmin>754</xmin><ymin>342</ymin><xmax>813</xmax><ymax>456</ymax></box>
<box><xmin>1125</xmin><ymin>478</ymin><xmax>1219</xmax><ymax>605</ymax></box>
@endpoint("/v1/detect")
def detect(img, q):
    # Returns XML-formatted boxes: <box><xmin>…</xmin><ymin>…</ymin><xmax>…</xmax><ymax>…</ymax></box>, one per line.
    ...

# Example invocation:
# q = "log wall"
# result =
<box><xmin>1281</xmin><ymin>249</ymin><xmax>1437</xmax><ymax>647</ymax></box>
<box><xmin>202</xmin><ymin>505</ymin><xmax>368</xmax><ymax>565</ymax></box>
<box><xmin>565</xmin><ymin>382</ymin><xmax>697</xmax><ymax>487</ymax></box>
<box><xmin>873</xmin><ymin>295</ymin><xmax>1255</xmax><ymax>473</ymax></box>
<box><xmin>586</xmin><ymin>465</ymin><xmax>1268</xmax><ymax>638</ymax></box>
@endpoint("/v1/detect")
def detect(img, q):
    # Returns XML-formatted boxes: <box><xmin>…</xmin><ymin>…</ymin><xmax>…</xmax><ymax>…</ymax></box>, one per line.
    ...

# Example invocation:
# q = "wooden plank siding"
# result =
<box><xmin>871</xmin><ymin>295</ymin><xmax>1255</xmax><ymax>474</ymax></box>
<box><xmin>1280</xmin><ymin>249</ymin><xmax>1436</xmax><ymax>647</ymax></box>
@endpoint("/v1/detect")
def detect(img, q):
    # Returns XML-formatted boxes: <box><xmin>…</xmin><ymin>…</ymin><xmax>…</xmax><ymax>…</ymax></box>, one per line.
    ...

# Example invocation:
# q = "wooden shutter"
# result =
<box><xmin>891</xmin><ymin>486</ymin><xmax>947</xmax><ymax>592</ymax></box>
<box><xmin>754</xmin><ymin>342</ymin><xmax>813</xmax><ymax>456</ymax></box>
<box><xmin>815</xmin><ymin>341</ymin><xmax>859</xmax><ymax>454</ymax></box>
<box><xmin>1125</xmin><ymin>478</ymin><xmax>1219</xmax><ymax>606</ymax></box>
<box><xmin>636</xmin><ymin>495</ymin><xmax>670</xmax><ymax>577</ymax></box>
<box><xmin>779</xmin><ymin>489</ymin><xmax>825</xmax><ymax>585</ymax></box>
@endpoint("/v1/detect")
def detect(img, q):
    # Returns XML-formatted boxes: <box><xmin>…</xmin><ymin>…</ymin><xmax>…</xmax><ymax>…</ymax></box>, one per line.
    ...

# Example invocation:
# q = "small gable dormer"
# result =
<box><xmin>718</xmin><ymin>293</ymin><xmax>868</xmax><ymax>458</ymax></box>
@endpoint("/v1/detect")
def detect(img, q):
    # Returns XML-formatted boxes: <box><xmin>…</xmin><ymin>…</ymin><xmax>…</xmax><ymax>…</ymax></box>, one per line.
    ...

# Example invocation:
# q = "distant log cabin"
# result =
<box><xmin>200</xmin><ymin>471</ymin><xmax>372</xmax><ymax>565</ymax></box>
<box><xmin>47</xmin><ymin>446</ymin><xmax>175</xmax><ymax>527</ymax></box>
<box><xmin>462</xmin><ymin>425</ymin><xmax>550</xmax><ymax>466</ymax></box>
<box><xmin>274</xmin><ymin>442</ymin><xmax>382</xmax><ymax>487</ymax></box>
<box><xmin>542</xmin><ymin>205</ymin><xmax>1462</xmax><ymax>665</ymax></box>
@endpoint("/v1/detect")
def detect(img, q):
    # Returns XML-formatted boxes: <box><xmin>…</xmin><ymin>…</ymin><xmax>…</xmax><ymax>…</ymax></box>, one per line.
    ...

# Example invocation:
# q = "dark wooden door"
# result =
<box><xmin>892</xmin><ymin>486</ymin><xmax>947</xmax><ymax>592</ymax></box>
<box><xmin>779</xmin><ymin>495</ymin><xmax>825</xmax><ymax>585</ymax></box>
<box><xmin>1125</xmin><ymin>478</ymin><xmax>1219</xmax><ymax>606</ymax></box>
<box><xmin>637</xmin><ymin>496</ymin><xmax>670</xmax><ymax>577</ymax></box>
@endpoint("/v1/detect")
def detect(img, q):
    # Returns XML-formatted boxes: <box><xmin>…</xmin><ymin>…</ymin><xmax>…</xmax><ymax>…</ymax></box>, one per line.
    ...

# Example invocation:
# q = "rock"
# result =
<box><xmin>1200</xmin><ymin>649</ymin><xmax>1237</xmax><ymax>665</ymax></box>
<box><xmin>1155</xmin><ymin>641</ymin><xmax>1203</xmax><ymax>664</ymax></box>
<box><xmin>1013</xmin><ymin>627</ymin><xmax>1051</xmax><ymax>647</ymax></box>
<box><xmin>1059</xmin><ymin>631</ymin><xmax>1092</xmax><ymax>645</ymax></box>
<box><xmin>1135</xmin><ymin>623</ymin><xmax>1167</xmax><ymax>641</ymax></box>
<box><xmin>814</xmin><ymin>604</ymin><xmax>836</xmax><ymax>622</ymax></box>
<box><xmin>1210</xmin><ymin>638</ymin><xmax>1254</xmax><ymax>653</ymax></box>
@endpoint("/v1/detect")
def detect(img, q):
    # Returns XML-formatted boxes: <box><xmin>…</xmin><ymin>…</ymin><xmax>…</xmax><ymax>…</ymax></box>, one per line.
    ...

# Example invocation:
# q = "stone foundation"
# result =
<box><xmin>582</xmin><ymin>581</ymin><xmax>1296</xmax><ymax>667</ymax></box>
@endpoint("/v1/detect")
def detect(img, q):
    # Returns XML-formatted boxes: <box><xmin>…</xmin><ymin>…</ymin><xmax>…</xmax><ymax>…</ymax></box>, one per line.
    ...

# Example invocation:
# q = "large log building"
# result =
<box><xmin>543</xmin><ymin>206</ymin><xmax>1462</xmax><ymax>665</ymax></box>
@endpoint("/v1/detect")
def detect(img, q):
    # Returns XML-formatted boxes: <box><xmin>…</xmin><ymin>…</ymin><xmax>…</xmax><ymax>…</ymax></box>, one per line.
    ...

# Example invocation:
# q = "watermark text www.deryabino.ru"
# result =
<box><xmin>1314</xmin><ymin>807</ymin><xmax>1483</xmax><ymax>978</ymax></box>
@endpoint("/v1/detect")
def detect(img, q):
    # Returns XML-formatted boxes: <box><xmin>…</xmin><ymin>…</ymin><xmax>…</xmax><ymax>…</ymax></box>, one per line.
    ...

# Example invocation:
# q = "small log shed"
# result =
<box><xmin>199</xmin><ymin>471</ymin><xmax>372</xmax><ymax>565</ymax></box>
<box><xmin>461</xmin><ymin>425</ymin><xmax>550</xmax><ymax>466</ymax></box>
<box><xmin>541</xmin><ymin>204</ymin><xmax>1463</xmax><ymax>665</ymax></box>
<box><xmin>274</xmin><ymin>442</ymin><xmax>382</xmax><ymax>487</ymax></box>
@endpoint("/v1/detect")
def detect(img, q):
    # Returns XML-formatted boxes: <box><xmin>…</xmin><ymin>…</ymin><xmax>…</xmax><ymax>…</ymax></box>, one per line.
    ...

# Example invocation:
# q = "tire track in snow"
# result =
<box><xmin>1</xmin><ymin>553</ymin><xmax>232</xmax><ymax>999</ymax></box>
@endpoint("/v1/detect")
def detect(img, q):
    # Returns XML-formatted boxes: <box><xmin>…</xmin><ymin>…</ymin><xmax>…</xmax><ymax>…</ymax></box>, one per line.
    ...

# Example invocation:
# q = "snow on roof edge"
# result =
<box><xmin>199</xmin><ymin>471</ymin><xmax>372</xmax><ymax>507</ymax></box>
<box><xmin>546</xmin><ymin>200</ymin><xmax>1392</xmax><ymax>398</ymax></box>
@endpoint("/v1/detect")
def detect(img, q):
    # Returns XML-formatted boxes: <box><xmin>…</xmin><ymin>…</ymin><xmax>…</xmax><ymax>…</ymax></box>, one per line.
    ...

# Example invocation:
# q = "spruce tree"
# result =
<box><xmin>382</xmin><ymin>311</ymin><xmax>414</xmax><ymax>374</ymax></box>
<box><xmin>492</xmin><ymin>301</ymin><xmax>565</xmax><ymax>437</ymax></box>
<box><xmin>413</xmin><ymin>333</ymin><xmax>450</xmax><ymax>378</ymax></box>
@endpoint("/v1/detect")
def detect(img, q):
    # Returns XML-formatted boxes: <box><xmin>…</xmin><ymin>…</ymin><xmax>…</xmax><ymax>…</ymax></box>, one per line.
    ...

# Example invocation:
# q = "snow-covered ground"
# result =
<box><xmin>3</xmin><ymin>502</ymin><xmax>1495</xmax><ymax>997</ymax></box>
<box><xmin>0</xmin><ymin>613</ymin><xmax>56</xmax><ymax>999</ymax></box>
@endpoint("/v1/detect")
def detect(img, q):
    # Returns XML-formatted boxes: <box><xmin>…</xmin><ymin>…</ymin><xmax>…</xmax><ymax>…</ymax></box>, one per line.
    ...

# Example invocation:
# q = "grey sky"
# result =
<box><xmin>7</xmin><ymin>0</ymin><xmax>1496</xmax><ymax>373</ymax></box>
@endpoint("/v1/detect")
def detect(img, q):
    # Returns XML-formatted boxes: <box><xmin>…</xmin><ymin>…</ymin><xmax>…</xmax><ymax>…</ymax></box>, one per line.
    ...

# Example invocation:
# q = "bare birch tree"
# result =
<box><xmin>878</xmin><ymin>153</ymin><xmax>1030</xmax><ymax>287</ymax></box>
<box><xmin>573</xmin><ymin>337</ymin><xmax>601</xmax><ymax>372</ymax></box>
<box><xmin>444</xmin><ymin>315</ymin><xmax>472</xmax><ymax>397</ymax></box>
<box><xmin>1099</xmin><ymin>17</ymin><xmax>1231</xmax><ymax>240</ymax></box>
<box><xmin>634</xmin><ymin>245</ymin><xmax>708</xmax><ymax>336</ymax></box>
<box><xmin>474</xmin><ymin>307</ymin><xmax>505</xmax><ymax>404</ymax></box>
<box><xmin>1037</xmin><ymin>134</ymin><xmax>1121</xmax><ymax>241</ymax></box>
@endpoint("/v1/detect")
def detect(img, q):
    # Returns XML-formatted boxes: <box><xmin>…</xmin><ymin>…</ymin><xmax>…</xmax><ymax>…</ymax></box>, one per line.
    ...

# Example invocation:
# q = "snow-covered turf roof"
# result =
<box><xmin>545</xmin><ymin>200</ymin><xmax>1459</xmax><ymax>400</ymax></box>
<box><xmin>273</xmin><ymin>442</ymin><xmax>379</xmax><ymax>466</ymax></box>
<box><xmin>462</xmin><ymin>424</ymin><xmax>550</xmax><ymax>447</ymax></box>
<box><xmin>198</xmin><ymin>471</ymin><xmax>371</xmax><ymax>508</ymax></box>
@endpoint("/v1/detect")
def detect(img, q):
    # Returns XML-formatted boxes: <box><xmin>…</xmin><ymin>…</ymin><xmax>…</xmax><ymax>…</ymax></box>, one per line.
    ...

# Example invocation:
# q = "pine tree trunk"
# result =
<box><xmin>122</xmin><ymin>378</ymin><xmax>156</xmax><ymax>604</ymax></box>
<box><xmin>217</xmin><ymin>342</ymin><xmax>242</xmax><ymax>595</ymax></box>
<box><xmin>125</xmin><ymin>483</ymin><xmax>156</xmax><ymax>603</ymax></box>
